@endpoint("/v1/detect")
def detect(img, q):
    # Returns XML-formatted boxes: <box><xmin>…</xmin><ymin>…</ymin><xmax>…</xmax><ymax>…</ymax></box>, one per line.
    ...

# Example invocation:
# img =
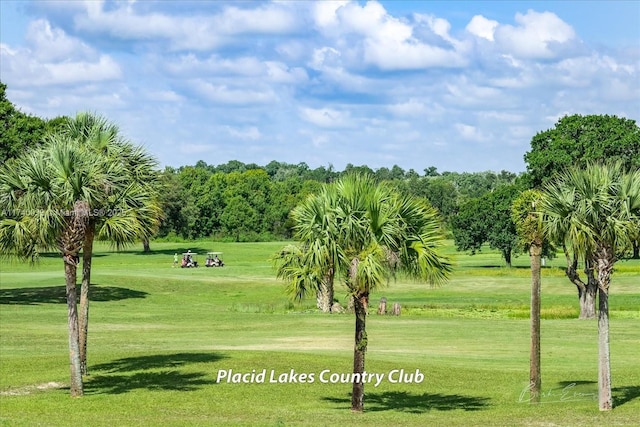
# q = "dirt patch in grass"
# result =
<box><xmin>0</xmin><ymin>381</ymin><xmax>65</xmax><ymax>396</ymax></box>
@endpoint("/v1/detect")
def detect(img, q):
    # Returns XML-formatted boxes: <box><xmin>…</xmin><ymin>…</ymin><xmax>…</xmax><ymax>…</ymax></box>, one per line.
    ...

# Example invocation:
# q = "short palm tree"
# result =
<box><xmin>274</xmin><ymin>173</ymin><xmax>451</xmax><ymax>411</ymax></box>
<box><xmin>0</xmin><ymin>136</ymin><xmax>117</xmax><ymax>396</ymax></box>
<box><xmin>541</xmin><ymin>162</ymin><xmax>640</xmax><ymax>410</ymax></box>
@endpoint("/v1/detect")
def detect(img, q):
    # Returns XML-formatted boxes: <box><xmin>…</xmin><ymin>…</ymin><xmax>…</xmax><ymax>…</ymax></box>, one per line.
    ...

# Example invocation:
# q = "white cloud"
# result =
<box><xmin>387</xmin><ymin>99</ymin><xmax>427</xmax><ymax>117</ymax></box>
<box><xmin>43</xmin><ymin>55</ymin><xmax>121</xmax><ymax>85</ymax></box>
<box><xmin>72</xmin><ymin>1</ymin><xmax>300</xmax><ymax>51</ymax></box>
<box><xmin>0</xmin><ymin>21</ymin><xmax>121</xmax><ymax>87</ymax></box>
<box><xmin>225</xmin><ymin>126</ymin><xmax>262</xmax><ymax>140</ymax></box>
<box><xmin>313</xmin><ymin>1</ymin><xmax>467</xmax><ymax>70</ymax></box>
<box><xmin>466</xmin><ymin>15</ymin><xmax>498</xmax><ymax>41</ymax></box>
<box><xmin>190</xmin><ymin>80</ymin><xmax>278</xmax><ymax>105</ymax></box>
<box><xmin>25</xmin><ymin>19</ymin><xmax>94</xmax><ymax>62</ymax></box>
<box><xmin>264</xmin><ymin>62</ymin><xmax>309</xmax><ymax>84</ymax></box>
<box><xmin>455</xmin><ymin>123</ymin><xmax>490</xmax><ymax>142</ymax></box>
<box><xmin>312</xmin><ymin>1</ymin><xmax>350</xmax><ymax>28</ymax></box>
<box><xmin>494</xmin><ymin>10</ymin><xmax>576</xmax><ymax>59</ymax></box>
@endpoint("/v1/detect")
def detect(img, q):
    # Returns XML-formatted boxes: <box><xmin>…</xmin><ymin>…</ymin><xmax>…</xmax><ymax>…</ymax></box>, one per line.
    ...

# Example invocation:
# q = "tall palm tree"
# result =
<box><xmin>511</xmin><ymin>189</ymin><xmax>546</xmax><ymax>403</ymax></box>
<box><xmin>0</xmin><ymin>136</ymin><xmax>117</xmax><ymax>396</ymax></box>
<box><xmin>274</xmin><ymin>173</ymin><xmax>451</xmax><ymax>411</ymax></box>
<box><xmin>61</xmin><ymin>112</ymin><xmax>162</xmax><ymax>374</ymax></box>
<box><xmin>541</xmin><ymin>162</ymin><xmax>640</xmax><ymax>410</ymax></box>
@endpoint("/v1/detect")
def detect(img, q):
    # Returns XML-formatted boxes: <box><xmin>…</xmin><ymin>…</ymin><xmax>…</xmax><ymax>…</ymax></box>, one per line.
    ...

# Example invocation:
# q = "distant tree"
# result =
<box><xmin>452</xmin><ymin>185</ymin><xmax>521</xmax><ymax>267</ymax></box>
<box><xmin>424</xmin><ymin>166</ymin><xmax>439</xmax><ymax>177</ymax></box>
<box><xmin>344</xmin><ymin>163</ymin><xmax>374</xmax><ymax>177</ymax></box>
<box><xmin>221</xmin><ymin>195</ymin><xmax>257</xmax><ymax>241</ymax></box>
<box><xmin>540</xmin><ymin>162</ymin><xmax>640</xmax><ymax>411</ymax></box>
<box><xmin>157</xmin><ymin>167</ymin><xmax>197</xmax><ymax>239</ymax></box>
<box><xmin>423</xmin><ymin>178</ymin><xmax>458</xmax><ymax>222</ymax></box>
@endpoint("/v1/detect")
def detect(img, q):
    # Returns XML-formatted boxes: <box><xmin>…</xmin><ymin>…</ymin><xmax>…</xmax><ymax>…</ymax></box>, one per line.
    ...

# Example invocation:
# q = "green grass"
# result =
<box><xmin>1</xmin><ymin>241</ymin><xmax>639</xmax><ymax>426</ymax></box>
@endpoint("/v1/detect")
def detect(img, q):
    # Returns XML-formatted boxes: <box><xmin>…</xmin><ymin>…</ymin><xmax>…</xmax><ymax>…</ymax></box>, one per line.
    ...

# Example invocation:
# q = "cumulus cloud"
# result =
<box><xmin>0</xmin><ymin>19</ymin><xmax>121</xmax><ymax>87</ymax></box>
<box><xmin>313</xmin><ymin>1</ymin><xmax>467</xmax><ymax>70</ymax></box>
<box><xmin>494</xmin><ymin>10</ymin><xmax>576</xmax><ymax>59</ymax></box>
<box><xmin>71</xmin><ymin>1</ymin><xmax>301</xmax><ymax>50</ymax></box>
<box><xmin>466</xmin><ymin>15</ymin><xmax>498</xmax><ymax>41</ymax></box>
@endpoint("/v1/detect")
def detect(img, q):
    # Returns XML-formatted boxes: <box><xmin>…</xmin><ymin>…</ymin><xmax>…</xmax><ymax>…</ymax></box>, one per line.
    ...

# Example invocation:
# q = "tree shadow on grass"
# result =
<box><xmin>91</xmin><ymin>352</ymin><xmax>226</xmax><ymax>373</ymax></box>
<box><xmin>613</xmin><ymin>385</ymin><xmax>640</xmax><ymax>407</ymax></box>
<box><xmin>556</xmin><ymin>381</ymin><xmax>640</xmax><ymax>407</ymax></box>
<box><xmin>85</xmin><ymin>370</ymin><xmax>214</xmax><ymax>395</ymax></box>
<box><xmin>0</xmin><ymin>284</ymin><xmax>147</xmax><ymax>305</ymax></box>
<box><xmin>323</xmin><ymin>391</ymin><xmax>490</xmax><ymax>413</ymax></box>
<box><xmin>85</xmin><ymin>352</ymin><xmax>227</xmax><ymax>395</ymax></box>
<box><xmin>121</xmin><ymin>246</ymin><xmax>213</xmax><ymax>256</ymax></box>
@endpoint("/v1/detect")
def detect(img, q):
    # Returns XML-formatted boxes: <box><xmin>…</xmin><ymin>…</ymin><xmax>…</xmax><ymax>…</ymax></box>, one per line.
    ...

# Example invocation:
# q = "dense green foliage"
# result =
<box><xmin>0</xmin><ymin>82</ymin><xmax>67</xmax><ymax>162</ymax></box>
<box><xmin>451</xmin><ymin>184</ymin><xmax>522</xmax><ymax>266</ymax></box>
<box><xmin>154</xmin><ymin>162</ymin><xmax>519</xmax><ymax>241</ymax></box>
<box><xmin>524</xmin><ymin>114</ymin><xmax>640</xmax><ymax>188</ymax></box>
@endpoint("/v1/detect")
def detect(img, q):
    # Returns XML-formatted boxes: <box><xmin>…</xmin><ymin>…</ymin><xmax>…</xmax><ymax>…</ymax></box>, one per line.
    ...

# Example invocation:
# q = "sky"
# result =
<box><xmin>1</xmin><ymin>1</ymin><xmax>639</xmax><ymax>174</ymax></box>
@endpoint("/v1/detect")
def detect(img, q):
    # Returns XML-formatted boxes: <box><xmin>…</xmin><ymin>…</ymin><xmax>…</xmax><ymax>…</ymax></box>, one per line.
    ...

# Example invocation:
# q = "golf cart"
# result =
<box><xmin>205</xmin><ymin>252</ymin><xmax>224</xmax><ymax>267</ymax></box>
<box><xmin>181</xmin><ymin>252</ymin><xmax>198</xmax><ymax>268</ymax></box>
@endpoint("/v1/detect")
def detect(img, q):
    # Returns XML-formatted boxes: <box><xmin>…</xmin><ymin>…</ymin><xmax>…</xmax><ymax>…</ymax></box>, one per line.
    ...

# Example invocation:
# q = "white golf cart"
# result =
<box><xmin>205</xmin><ymin>252</ymin><xmax>224</xmax><ymax>267</ymax></box>
<box><xmin>181</xmin><ymin>252</ymin><xmax>198</xmax><ymax>268</ymax></box>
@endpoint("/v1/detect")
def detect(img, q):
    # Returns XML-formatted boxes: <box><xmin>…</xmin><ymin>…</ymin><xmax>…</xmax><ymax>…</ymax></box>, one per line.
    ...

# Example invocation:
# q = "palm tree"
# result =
<box><xmin>540</xmin><ymin>182</ymin><xmax>598</xmax><ymax>319</ymax></box>
<box><xmin>285</xmin><ymin>185</ymin><xmax>340</xmax><ymax>312</ymax></box>
<box><xmin>274</xmin><ymin>173</ymin><xmax>451</xmax><ymax>411</ymax></box>
<box><xmin>60</xmin><ymin>112</ymin><xmax>162</xmax><ymax>374</ymax></box>
<box><xmin>541</xmin><ymin>162</ymin><xmax>640</xmax><ymax>410</ymax></box>
<box><xmin>511</xmin><ymin>189</ymin><xmax>545</xmax><ymax>403</ymax></box>
<box><xmin>0</xmin><ymin>136</ymin><xmax>116</xmax><ymax>396</ymax></box>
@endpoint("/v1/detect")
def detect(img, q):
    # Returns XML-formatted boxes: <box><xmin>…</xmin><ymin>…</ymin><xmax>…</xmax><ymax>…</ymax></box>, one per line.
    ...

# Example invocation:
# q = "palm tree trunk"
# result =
<box><xmin>79</xmin><ymin>220</ymin><xmax>95</xmax><ymax>375</ymax></box>
<box><xmin>580</xmin><ymin>266</ymin><xmax>597</xmax><ymax>319</ymax></box>
<box><xmin>142</xmin><ymin>236</ymin><xmax>150</xmax><ymax>252</ymax></box>
<box><xmin>595</xmin><ymin>245</ymin><xmax>613</xmax><ymax>411</ymax></box>
<box><xmin>351</xmin><ymin>292</ymin><xmax>368</xmax><ymax>412</ymax></box>
<box><xmin>529</xmin><ymin>240</ymin><xmax>542</xmax><ymax>403</ymax></box>
<box><xmin>597</xmin><ymin>286</ymin><xmax>612</xmax><ymax>410</ymax></box>
<box><xmin>64</xmin><ymin>256</ymin><xmax>83</xmax><ymax>397</ymax></box>
<box><xmin>316</xmin><ymin>268</ymin><xmax>335</xmax><ymax>313</ymax></box>
<box><xmin>563</xmin><ymin>247</ymin><xmax>596</xmax><ymax>319</ymax></box>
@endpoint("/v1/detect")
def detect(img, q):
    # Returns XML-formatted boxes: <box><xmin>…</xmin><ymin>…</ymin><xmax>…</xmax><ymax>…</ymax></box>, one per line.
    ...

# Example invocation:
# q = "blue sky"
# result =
<box><xmin>1</xmin><ymin>1</ymin><xmax>638</xmax><ymax>174</ymax></box>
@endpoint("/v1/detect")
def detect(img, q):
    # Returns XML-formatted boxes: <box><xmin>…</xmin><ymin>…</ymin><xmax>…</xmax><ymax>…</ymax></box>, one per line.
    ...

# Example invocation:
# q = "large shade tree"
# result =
<box><xmin>274</xmin><ymin>173</ymin><xmax>451</xmax><ymax>411</ymax></box>
<box><xmin>525</xmin><ymin>114</ymin><xmax>640</xmax><ymax>259</ymax></box>
<box><xmin>540</xmin><ymin>162</ymin><xmax>640</xmax><ymax>410</ymax></box>
<box><xmin>0</xmin><ymin>136</ymin><xmax>121</xmax><ymax>396</ymax></box>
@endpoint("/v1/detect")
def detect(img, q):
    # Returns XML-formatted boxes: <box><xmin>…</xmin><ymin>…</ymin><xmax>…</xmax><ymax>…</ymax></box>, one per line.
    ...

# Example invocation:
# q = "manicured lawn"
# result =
<box><xmin>1</xmin><ymin>241</ymin><xmax>638</xmax><ymax>426</ymax></box>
